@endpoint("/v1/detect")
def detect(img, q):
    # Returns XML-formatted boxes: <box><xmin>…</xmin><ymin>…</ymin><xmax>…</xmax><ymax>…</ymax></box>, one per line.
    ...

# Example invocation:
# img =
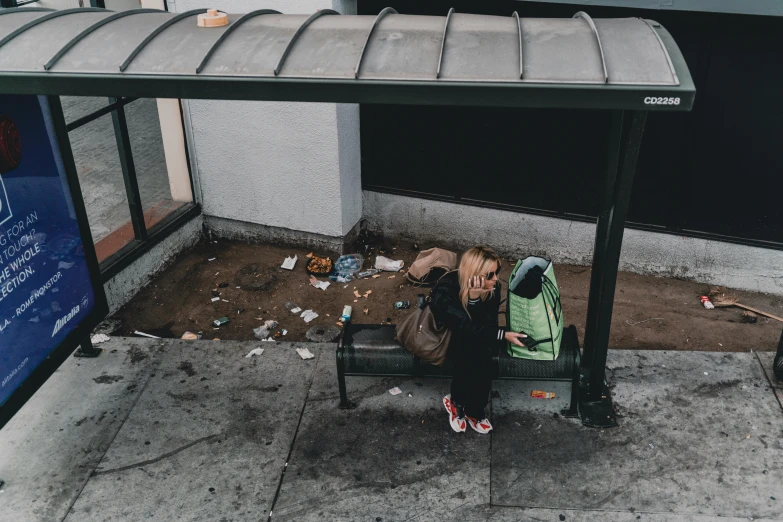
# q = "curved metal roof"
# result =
<box><xmin>0</xmin><ymin>7</ymin><xmax>694</xmax><ymax>110</ymax></box>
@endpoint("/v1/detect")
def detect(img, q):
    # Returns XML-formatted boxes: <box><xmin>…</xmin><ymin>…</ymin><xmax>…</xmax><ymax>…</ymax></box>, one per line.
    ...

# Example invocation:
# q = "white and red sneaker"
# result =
<box><xmin>466</xmin><ymin>416</ymin><xmax>493</xmax><ymax>434</ymax></box>
<box><xmin>443</xmin><ymin>394</ymin><xmax>466</xmax><ymax>433</ymax></box>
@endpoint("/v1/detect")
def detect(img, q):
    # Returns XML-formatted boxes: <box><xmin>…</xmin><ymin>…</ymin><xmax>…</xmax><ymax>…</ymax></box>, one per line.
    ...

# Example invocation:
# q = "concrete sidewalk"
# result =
<box><xmin>1</xmin><ymin>339</ymin><xmax>781</xmax><ymax>522</ymax></box>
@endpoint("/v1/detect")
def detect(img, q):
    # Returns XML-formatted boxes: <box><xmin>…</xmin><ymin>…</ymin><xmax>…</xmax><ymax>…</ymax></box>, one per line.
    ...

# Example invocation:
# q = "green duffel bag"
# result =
<box><xmin>506</xmin><ymin>256</ymin><xmax>564</xmax><ymax>360</ymax></box>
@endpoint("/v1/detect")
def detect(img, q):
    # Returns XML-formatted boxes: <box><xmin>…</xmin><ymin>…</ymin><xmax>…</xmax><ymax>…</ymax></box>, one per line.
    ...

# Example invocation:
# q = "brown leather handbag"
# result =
<box><xmin>395</xmin><ymin>298</ymin><xmax>452</xmax><ymax>366</ymax></box>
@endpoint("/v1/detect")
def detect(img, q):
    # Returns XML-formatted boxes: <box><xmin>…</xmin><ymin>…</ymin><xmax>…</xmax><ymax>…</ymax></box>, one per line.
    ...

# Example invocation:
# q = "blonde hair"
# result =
<box><xmin>458</xmin><ymin>246</ymin><xmax>502</xmax><ymax>315</ymax></box>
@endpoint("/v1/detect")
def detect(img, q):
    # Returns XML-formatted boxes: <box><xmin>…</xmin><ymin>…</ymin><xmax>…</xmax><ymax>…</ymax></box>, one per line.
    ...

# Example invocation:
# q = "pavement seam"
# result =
<box><xmin>58</xmin><ymin>339</ymin><xmax>173</xmax><ymax>522</ymax></box>
<box><xmin>754</xmin><ymin>350</ymin><xmax>783</xmax><ymax>414</ymax></box>
<box><xmin>264</xmin><ymin>347</ymin><xmax>322</xmax><ymax>522</ymax></box>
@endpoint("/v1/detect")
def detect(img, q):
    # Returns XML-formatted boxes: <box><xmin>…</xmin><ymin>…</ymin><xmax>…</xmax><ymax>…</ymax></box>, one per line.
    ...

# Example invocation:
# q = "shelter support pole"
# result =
<box><xmin>74</xmin><ymin>337</ymin><xmax>102</xmax><ymax>358</ymax></box>
<box><xmin>579</xmin><ymin>110</ymin><xmax>647</xmax><ymax>427</ymax></box>
<box><xmin>110</xmin><ymin>97</ymin><xmax>148</xmax><ymax>242</ymax></box>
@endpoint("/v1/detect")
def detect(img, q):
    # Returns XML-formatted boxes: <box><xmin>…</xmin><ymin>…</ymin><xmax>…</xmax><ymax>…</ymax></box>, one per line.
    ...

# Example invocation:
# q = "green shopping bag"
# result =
<box><xmin>506</xmin><ymin>256</ymin><xmax>564</xmax><ymax>360</ymax></box>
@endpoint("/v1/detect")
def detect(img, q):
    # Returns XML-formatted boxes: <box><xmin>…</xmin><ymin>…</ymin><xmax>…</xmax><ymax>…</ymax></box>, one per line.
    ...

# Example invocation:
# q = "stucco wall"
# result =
<box><xmin>173</xmin><ymin>0</ymin><xmax>362</xmax><ymax>240</ymax></box>
<box><xmin>363</xmin><ymin>191</ymin><xmax>783</xmax><ymax>295</ymax></box>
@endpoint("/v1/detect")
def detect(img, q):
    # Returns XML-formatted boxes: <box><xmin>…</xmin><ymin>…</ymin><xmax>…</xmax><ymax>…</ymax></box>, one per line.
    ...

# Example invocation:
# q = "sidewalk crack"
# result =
<box><xmin>91</xmin><ymin>434</ymin><xmax>221</xmax><ymax>476</ymax></box>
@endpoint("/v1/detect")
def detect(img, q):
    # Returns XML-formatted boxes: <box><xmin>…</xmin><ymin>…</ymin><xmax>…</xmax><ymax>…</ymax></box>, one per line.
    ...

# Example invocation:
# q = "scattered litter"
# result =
<box><xmin>307</xmin><ymin>256</ymin><xmax>333</xmax><ymax>275</ymax></box>
<box><xmin>531</xmin><ymin>390</ymin><xmax>556</xmax><ymax>399</ymax></box>
<box><xmin>208</xmin><ymin>258</ymin><xmax>216</xmax><ymax>262</ymax></box>
<box><xmin>648</xmin><ymin>443</ymin><xmax>655</xmax><ymax>450</ymax></box>
<box><xmin>221</xmin><ymin>299</ymin><xmax>229</xmax><ymax>303</ymax></box>
<box><xmin>376</xmin><ymin>256</ymin><xmax>404</xmax><ymax>271</ymax></box>
<box><xmin>281</xmin><ymin>255</ymin><xmax>298</xmax><ymax>270</ymax></box>
<box><xmin>306</xmin><ymin>325</ymin><xmax>341</xmax><ymax>342</ymax></box>
<box><xmin>388</xmin><ymin>275</ymin><xmax>396</xmax><ymax>279</ymax></box>
<box><xmin>700</xmin><ymin>296</ymin><xmax>715</xmax><ymax>309</ymax></box>
<box><xmin>281</xmin><ymin>329</ymin><xmax>287</xmax><ymax>336</ymax></box>
<box><xmin>363</xmin><ymin>307</ymin><xmax>369</xmax><ymax>316</ymax></box>
<box><xmin>353</xmin><ymin>300</ymin><xmax>358</xmax><ymax>303</ymax></box>
<box><xmin>357</xmin><ymin>268</ymin><xmax>382</xmax><ymax>279</ymax></box>
<box><xmin>363</xmin><ymin>290</ymin><xmax>372</xmax><ymax>298</ymax></box>
<box><xmin>134</xmin><ymin>330</ymin><xmax>160</xmax><ymax>339</ymax></box>
<box><xmin>718</xmin><ymin>343</ymin><xmax>723</xmax><ymax>347</ymax></box>
<box><xmin>741</xmin><ymin>310</ymin><xmax>758</xmax><ymax>324</ymax></box>
<box><xmin>296</xmin><ymin>347</ymin><xmax>315</xmax><ymax>360</ymax></box>
<box><xmin>389</xmin><ymin>387</ymin><xmax>402</xmax><ymax>395</ymax></box>
<box><xmin>211</xmin><ymin>297</ymin><xmax>220</xmax><ymax>302</ymax></box>
<box><xmin>285</xmin><ymin>301</ymin><xmax>302</xmax><ymax>314</ymax></box>
<box><xmin>245</xmin><ymin>348</ymin><xmax>264</xmax><ymax>358</ymax></box>
<box><xmin>306</xmin><ymin>252</ymin><xmax>313</xmax><ymax>258</ymax></box>
<box><xmin>333</xmin><ymin>254</ymin><xmax>364</xmax><ymax>280</ymax></box>
<box><xmin>371</xmin><ymin>274</ymin><xmax>381</xmax><ymax>279</ymax></box>
<box><xmin>330</xmin><ymin>274</ymin><xmax>352</xmax><ymax>283</ymax></box>
<box><xmin>236</xmin><ymin>286</ymin><xmax>241</xmax><ymax>289</ymax></box>
<box><xmin>625</xmin><ymin>317</ymin><xmax>663</xmax><ymax>326</ymax></box>
<box><xmin>336</xmin><ymin>321</ymin><xmax>343</xmax><ymax>327</ymax></box>
<box><xmin>340</xmin><ymin>305</ymin><xmax>352</xmax><ymax>323</ymax></box>
<box><xmin>253</xmin><ymin>320</ymin><xmax>279</xmax><ymax>340</ymax></box>
<box><xmin>704</xmin><ymin>372</ymin><xmax>709</xmax><ymax>376</ymax></box>
<box><xmin>353</xmin><ymin>290</ymin><xmax>361</xmax><ymax>298</ymax></box>
<box><xmin>91</xmin><ymin>333</ymin><xmax>111</xmax><ymax>344</ymax></box>
<box><xmin>214</xmin><ymin>272</ymin><xmax>219</xmax><ymax>276</ymax></box>
<box><xmin>408</xmin><ymin>393</ymin><xmax>412</xmax><ymax>397</ymax></box>
<box><xmin>394</xmin><ymin>301</ymin><xmax>411</xmax><ymax>310</ymax></box>
<box><xmin>261</xmin><ymin>338</ymin><xmax>275</xmax><ymax>342</ymax></box>
<box><xmin>58</xmin><ymin>261</ymin><xmax>75</xmax><ymax>270</ymax></box>
<box><xmin>213</xmin><ymin>317</ymin><xmax>229</xmax><ymax>327</ymax></box>
<box><xmin>301</xmin><ymin>310</ymin><xmax>319</xmax><ymax>323</ymax></box>
<box><xmin>309</xmin><ymin>276</ymin><xmax>331</xmax><ymax>291</ymax></box>
<box><xmin>745</xmin><ymin>434</ymin><xmax>751</xmax><ymax>439</ymax></box>
<box><xmin>181</xmin><ymin>332</ymin><xmax>198</xmax><ymax>340</ymax></box>
<box><xmin>343</xmin><ymin>285</ymin><xmax>348</xmax><ymax>289</ymax></box>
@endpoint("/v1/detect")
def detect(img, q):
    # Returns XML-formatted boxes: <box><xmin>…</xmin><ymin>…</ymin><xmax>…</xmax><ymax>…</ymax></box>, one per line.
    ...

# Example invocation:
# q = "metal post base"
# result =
<box><xmin>579</xmin><ymin>382</ymin><xmax>618</xmax><ymax>428</ymax></box>
<box><xmin>74</xmin><ymin>338</ymin><xmax>102</xmax><ymax>358</ymax></box>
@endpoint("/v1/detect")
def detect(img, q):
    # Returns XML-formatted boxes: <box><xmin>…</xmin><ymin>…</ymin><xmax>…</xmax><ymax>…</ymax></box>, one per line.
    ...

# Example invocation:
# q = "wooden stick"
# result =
<box><xmin>731</xmin><ymin>303</ymin><xmax>783</xmax><ymax>324</ymax></box>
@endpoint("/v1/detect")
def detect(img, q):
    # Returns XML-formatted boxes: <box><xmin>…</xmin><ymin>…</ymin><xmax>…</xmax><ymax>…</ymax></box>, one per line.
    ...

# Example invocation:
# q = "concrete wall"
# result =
<box><xmin>515</xmin><ymin>0</ymin><xmax>783</xmax><ymax>17</ymax></box>
<box><xmin>103</xmin><ymin>215</ymin><xmax>202</xmax><ymax>313</ymax></box>
<box><xmin>363</xmin><ymin>191</ymin><xmax>783</xmax><ymax>296</ymax></box>
<box><xmin>173</xmin><ymin>0</ymin><xmax>362</xmax><ymax>243</ymax></box>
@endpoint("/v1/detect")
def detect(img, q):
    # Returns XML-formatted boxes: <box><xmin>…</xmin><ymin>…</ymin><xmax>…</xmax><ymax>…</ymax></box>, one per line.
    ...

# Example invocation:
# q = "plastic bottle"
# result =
<box><xmin>340</xmin><ymin>305</ymin><xmax>352</xmax><ymax>323</ymax></box>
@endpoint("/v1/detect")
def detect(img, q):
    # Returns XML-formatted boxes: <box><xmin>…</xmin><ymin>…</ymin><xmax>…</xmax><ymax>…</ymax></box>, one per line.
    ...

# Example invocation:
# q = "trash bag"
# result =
<box><xmin>375</xmin><ymin>255</ymin><xmax>404</xmax><ymax>272</ymax></box>
<box><xmin>507</xmin><ymin>256</ymin><xmax>564</xmax><ymax>361</ymax></box>
<box><xmin>334</xmin><ymin>254</ymin><xmax>363</xmax><ymax>275</ymax></box>
<box><xmin>406</xmin><ymin>248</ymin><xmax>457</xmax><ymax>286</ymax></box>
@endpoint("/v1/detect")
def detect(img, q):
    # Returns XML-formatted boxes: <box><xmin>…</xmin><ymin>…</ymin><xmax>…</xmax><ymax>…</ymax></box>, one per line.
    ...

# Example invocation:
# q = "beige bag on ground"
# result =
<box><xmin>406</xmin><ymin>248</ymin><xmax>458</xmax><ymax>286</ymax></box>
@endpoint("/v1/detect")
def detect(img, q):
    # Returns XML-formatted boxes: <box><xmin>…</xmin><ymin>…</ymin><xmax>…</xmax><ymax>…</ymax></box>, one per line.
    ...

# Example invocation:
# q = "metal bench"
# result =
<box><xmin>336</xmin><ymin>323</ymin><xmax>581</xmax><ymax>416</ymax></box>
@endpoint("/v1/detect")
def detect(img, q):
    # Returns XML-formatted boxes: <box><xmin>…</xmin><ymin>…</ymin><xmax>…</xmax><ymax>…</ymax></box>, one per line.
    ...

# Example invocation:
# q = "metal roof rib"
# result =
<box><xmin>196</xmin><ymin>9</ymin><xmax>281</xmax><ymax>74</ymax></box>
<box><xmin>354</xmin><ymin>7</ymin><xmax>396</xmax><ymax>80</ymax></box>
<box><xmin>436</xmin><ymin>7</ymin><xmax>454</xmax><ymax>80</ymax></box>
<box><xmin>573</xmin><ymin>11</ymin><xmax>608</xmax><ymax>83</ymax></box>
<box><xmin>273</xmin><ymin>9</ymin><xmax>339</xmax><ymax>77</ymax></box>
<box><xmin>0</xmin><ymin>8</ymin><xmax>108</xmax><ymax>53</ymax></box>
<box><xmin>120</xmin><ymin>9</ymin><xmax>207</xmax><ymax>72</ymax></box>
<box><xmin>44</xmin><ymin>9</ymin><xmax>162</xmax><ymax>71</ymax></box>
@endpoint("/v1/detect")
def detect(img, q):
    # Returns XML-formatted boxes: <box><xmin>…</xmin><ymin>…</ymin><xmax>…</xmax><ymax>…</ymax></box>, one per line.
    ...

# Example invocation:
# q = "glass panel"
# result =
<box><xmin>124</xmin><ymin>98</ymin><xmax>191</xmax><ymax>232</ymax></box>
<box><xmin>62</xmin><ymin>96</ymin><xmax>134</xmax><ymax>263</ymax></box>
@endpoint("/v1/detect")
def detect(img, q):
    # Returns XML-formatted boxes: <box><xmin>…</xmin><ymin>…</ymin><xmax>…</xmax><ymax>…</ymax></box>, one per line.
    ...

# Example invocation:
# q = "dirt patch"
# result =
<box><xmin>128</xmin><ymin>345</ymin><xmax>148</xmax><ymax>364</ymax></box>
<box><xmin>113</xmin><ymin>238</ymin><xmax>783</xmax><ymax>352</ymax></box>
<box><xmin>177</xmin><ymin>361</ymin><xmax>196</xmax><ymax>377</ymax></box>
<box><xmin>93</xmin><ymin>375</ymin><xmax>124</xmax><ymax>384</ymax></box>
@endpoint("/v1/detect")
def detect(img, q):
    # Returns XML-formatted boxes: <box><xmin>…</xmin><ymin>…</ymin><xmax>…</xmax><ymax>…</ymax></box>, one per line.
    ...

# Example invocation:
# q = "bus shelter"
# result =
<box><xmin>0</xmin><ymin>6</ymin><xmax>694</xmax><ymax>428</ymax></box>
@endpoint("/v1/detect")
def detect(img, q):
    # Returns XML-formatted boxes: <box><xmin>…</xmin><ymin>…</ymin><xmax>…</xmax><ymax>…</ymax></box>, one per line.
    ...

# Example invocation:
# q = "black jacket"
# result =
<box><xmin>429</xmin><ymin>271</ymin><xmax>505</xmax><ymax>348</ymax></box>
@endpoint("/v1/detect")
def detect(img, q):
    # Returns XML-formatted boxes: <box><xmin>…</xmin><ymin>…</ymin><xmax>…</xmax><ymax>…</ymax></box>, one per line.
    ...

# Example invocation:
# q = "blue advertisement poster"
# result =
<box><xmin>0</xmin><ymin>95</ymin><xmax>98</xmax><ymax>408</ymax></box>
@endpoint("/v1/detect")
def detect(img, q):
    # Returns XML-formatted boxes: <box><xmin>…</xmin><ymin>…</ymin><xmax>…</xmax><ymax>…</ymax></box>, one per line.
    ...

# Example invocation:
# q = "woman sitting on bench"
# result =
<box><xmin>430</xmin><ymin>246</ymin><xmax>528</xmax><ymax>434</ymax></box>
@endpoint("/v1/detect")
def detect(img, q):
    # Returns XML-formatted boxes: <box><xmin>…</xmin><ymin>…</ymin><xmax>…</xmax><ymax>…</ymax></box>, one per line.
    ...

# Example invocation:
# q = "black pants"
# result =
<box><xmin>449</xmin><ymin>340</ymin><xmax>493</xmax><ymax>419</ymax></box>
